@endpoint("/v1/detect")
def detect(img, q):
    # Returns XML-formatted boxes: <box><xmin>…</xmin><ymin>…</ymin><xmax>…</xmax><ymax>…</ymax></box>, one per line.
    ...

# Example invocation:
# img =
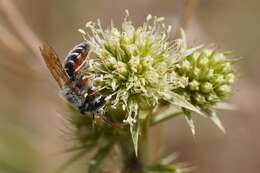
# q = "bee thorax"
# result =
<box><xmin>61</xmin><ymin>87</ymin><xmax>85</xmax><ymax>108</ymax></box>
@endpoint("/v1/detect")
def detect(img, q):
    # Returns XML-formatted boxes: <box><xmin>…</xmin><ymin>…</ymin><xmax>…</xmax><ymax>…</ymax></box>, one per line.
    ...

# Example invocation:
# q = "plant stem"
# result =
<box><xmin>120</xmin><ymin>116</ymin><xmax>151</xmax><ymax>173</ymax></box>
<box><xmin>120</xmin><ymin>138</ymin><xmax>143</xmax><ymax>173</ymax></box>
<box><xmin>139</xmin><ymin>117</ymin><xmax>150</xmax><ymax>168</ymax></box>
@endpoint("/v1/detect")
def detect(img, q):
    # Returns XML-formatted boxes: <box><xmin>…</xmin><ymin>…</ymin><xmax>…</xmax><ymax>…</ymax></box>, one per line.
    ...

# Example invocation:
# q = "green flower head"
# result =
<box><xmin>175</xmin><ymin>49</ymin><xmax>236</xmax><ymax>110</ymax></box>
<box><xmin>79</xmin><ymin>11</ymin><xmax>200</xmax><ymax>125</ymax></box>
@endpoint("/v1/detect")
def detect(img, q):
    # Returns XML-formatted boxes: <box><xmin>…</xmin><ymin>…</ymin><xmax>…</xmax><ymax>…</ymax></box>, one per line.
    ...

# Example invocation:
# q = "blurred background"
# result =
<box><xmin>0</xmin><ymin>0</ymin><xmax>259</xmax><ymax>173</ymax></box>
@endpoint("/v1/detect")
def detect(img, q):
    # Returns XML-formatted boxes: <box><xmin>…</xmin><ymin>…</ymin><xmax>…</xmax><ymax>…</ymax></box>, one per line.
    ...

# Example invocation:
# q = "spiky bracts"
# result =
<box><xmin>79</xmin><ymin>12</ymin><xmax>202</xmax><ymax>127</ymax></box>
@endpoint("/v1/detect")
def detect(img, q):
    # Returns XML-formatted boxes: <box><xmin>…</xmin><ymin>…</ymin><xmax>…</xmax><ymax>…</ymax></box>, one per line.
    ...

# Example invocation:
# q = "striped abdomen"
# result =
<box><xmin>64</xmin><ymin>43</ymin><xmax>90</xmax><ymax>80</ymax></box>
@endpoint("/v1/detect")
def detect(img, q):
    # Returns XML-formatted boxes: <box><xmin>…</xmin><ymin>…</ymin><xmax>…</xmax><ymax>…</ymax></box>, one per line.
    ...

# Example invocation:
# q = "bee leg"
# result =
<box><xmin>99</xmin><ymin>114</ymin><xmax>126</xmax><ymax>129</ymax></box>
<box><xmin>92</xmin><ymin>113</ymin><xmax>96</xmax><ymax>128</ymax></box>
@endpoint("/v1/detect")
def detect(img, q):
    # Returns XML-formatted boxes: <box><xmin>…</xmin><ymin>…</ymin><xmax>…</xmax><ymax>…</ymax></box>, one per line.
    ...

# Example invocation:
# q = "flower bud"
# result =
<box><xmin>216</xmin><ymin>84</ymin><xmax>231</xmax><ymax>96</ymax></box>
<box><xmin>193</xmin><ymin>93</ymin><xmax>206</xmax><ymax>105</ymax></box>
<box><xmin>200</xmin><ymin>82</ymin><xmax>213</xmax><ymax>93</ymax></box>
<box><xmin>189</xmin><ymin>80</ymin><xmax>199</xmax><ymax>91</ymax></box>
<box><xmin>180</xmin><ymin>60</ymin><xmax>192</xmax><ymax>73</ymax></box>
<box><xmin>225</xmin><ymin>73</ymin><xmax>235</xmax><ymax>84</ymax></box>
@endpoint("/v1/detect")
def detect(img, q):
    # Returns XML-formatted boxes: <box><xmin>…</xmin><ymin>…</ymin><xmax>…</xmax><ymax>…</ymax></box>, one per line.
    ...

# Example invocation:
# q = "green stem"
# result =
<box><xmin>139</xmin><ymin>117</ymin><xmax>150</xmax><ymax>168</ymax></box>
<box><xmin>120</xmin><ymin>115</ymin><xmax>151</xmax><ymax>173</ymax></box>
<box><xmin>120</xmin><ymin>108</ymin><xmax>182</xmax><ymax>173</ymax></box>
<box><xmin>119</xmin><ymin>135</ymin><xmax>143</xmax><ymax>173</ymax></box>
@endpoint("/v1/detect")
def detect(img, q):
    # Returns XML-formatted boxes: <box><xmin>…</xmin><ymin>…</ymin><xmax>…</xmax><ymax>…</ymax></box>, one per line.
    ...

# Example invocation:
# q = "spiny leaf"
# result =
<box><xmin>206</xmin><ymin>110</ymin><xmax>226</xmax><ymax>133</ymax></box>
<box><xmin>130</xmin><ymin>118</ymin><xmax>140</xmax><ymax>156</ymax></box>
<box><xmin>164</xmin><ymin>91</ymin><xmax>206</xmax><ymax>117</ymax></box>
<box><xmin>126</xmin><ymin>102</ymin><xmax>140</xmax><ymax>156</ymax></box>
<box><xmin>183</xmin><ymin>108</ymin><xmax>196</xmax><ymax>135</ymax></box>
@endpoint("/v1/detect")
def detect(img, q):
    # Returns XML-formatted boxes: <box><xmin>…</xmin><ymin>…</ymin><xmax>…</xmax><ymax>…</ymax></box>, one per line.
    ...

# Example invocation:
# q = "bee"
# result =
<box><xmin>40</xmin><ymin>43</ymin><xmax>106</xmax><ymax>117</ymax></box>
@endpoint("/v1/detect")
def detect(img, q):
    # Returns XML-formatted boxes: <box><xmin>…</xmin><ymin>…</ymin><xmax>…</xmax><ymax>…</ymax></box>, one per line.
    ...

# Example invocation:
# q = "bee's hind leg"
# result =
<box><xmin>92</xmin><ymin>112</ymin><xmax>97</xmax><ymax>128</ymax></box>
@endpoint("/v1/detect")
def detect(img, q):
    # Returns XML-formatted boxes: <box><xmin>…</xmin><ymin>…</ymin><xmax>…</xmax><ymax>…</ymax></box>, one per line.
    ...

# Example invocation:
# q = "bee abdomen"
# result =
<box><xmin>62</xmin><ymin>87</ymin><xmax>85</xmax><ymax>108</ymax></box>
<box><xmin>64</xmin><ymin>43</ymin><xmax>90</xmax><ymax>80</ymax></box>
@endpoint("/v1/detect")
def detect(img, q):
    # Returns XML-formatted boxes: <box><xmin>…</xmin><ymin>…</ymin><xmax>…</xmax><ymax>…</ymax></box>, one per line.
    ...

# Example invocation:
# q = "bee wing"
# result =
<box><xmin>40</xmin><ymin>44</ymin><xmax>70</xmax><ymax>88</ymax></box>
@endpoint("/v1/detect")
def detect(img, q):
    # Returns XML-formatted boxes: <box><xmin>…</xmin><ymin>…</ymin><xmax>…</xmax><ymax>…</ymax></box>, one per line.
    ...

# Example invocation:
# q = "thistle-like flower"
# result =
<box><xmin>175</xmin><ymin>49</ymin><xmax>236</xmax><ymax>110</ymax></box>
<box><xmin>79</xmin><ymin>11</ymin><xmax>201</xmax><ymax>122</ymax></box>
<box><xmin>75</xmin><ymin>10</ymin><xmax>238</xmax><ymax>154</ymax></box>
<box><xmin>78</xmin><ymin>11</ymin><xmax>206</xmax><ymax>154</ymax></box>
<box><xmin>173</xmin><ymin>48</ymin><xmax>236</xmax><ymax>133</ymax></box>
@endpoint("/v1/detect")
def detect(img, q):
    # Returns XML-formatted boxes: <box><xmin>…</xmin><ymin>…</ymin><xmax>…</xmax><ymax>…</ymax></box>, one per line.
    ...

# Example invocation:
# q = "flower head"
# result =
<box><xmin>175</xmin><ymin>49</ymin><xmax>236</xmax><ymax>110</ymax></box>
<box><xmin>79</xmin><ymin>11</ymin><xmax>199</xmax><ymax>123</ymax></box>
<box><xmin>77</xmin><ymin>12</ymin><xmax>237</xmax><ymax>152</ymax></box>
